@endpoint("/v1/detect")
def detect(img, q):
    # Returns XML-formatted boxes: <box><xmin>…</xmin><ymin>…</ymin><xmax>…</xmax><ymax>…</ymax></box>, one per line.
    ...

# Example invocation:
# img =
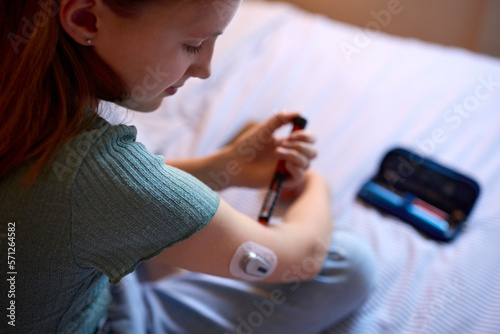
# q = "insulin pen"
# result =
<box><xmin>258</xmin><ymin>116</ymin><xmax>308</xmax><ymax>224</ymax></box>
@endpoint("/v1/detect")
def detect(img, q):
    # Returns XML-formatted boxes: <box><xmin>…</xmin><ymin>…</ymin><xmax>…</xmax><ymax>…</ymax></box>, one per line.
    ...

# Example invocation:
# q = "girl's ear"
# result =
<box><xmin>59</xmin><ymin>0</ymin><xmax>98</xmax><ymax>46</ymax></box>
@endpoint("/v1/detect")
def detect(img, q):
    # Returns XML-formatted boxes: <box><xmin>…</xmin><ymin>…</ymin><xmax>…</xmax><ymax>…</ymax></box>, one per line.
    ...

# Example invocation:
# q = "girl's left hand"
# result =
<box><xmin>223</xmin><ymin>112</ymin><xmax>317</xmax><ymax>193</ymax></box>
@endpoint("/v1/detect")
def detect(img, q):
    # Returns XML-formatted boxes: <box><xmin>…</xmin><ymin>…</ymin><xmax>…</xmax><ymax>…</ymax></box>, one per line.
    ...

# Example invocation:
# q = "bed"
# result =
<box><xmin>107</xmin><ymin>1</ymin><xmax>500</xmax><ymax>332</ymax></box>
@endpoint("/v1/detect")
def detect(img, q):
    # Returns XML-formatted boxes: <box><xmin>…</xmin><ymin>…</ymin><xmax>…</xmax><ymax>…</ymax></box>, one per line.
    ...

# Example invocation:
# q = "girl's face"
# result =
<box><xmin>93</xmin><ymin>0</ymin><xmax>240</xmax><ymax>111</ymax></box>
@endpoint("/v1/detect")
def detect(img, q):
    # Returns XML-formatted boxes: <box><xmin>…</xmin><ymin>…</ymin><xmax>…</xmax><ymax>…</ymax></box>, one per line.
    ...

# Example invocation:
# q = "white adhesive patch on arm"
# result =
<box><xmin>229</xmin><ymin>241</ymin><xmax>277</xmax><ymax>281</ymax></box>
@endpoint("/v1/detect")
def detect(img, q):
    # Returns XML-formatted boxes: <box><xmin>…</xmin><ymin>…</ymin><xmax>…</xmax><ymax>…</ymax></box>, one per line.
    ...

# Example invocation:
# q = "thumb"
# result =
<box><xmin>263</xmin><ymin>111</ymin><xmax>301</xmax><ymax>133</ymax></box>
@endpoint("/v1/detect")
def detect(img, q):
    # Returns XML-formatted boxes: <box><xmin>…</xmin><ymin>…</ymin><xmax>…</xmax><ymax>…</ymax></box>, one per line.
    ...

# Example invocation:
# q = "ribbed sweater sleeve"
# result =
<box><xmin>70</xmin><ymin>120</ymin><xmax>220</xmax><ymax>284</ymax></box>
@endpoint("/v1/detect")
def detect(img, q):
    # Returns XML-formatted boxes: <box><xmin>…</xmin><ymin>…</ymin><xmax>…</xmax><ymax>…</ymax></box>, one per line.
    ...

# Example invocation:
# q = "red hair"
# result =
<box><xmin>0</xmin><ymin>0</ymin><xmax>131</xmax><ymax>187</ymax></box>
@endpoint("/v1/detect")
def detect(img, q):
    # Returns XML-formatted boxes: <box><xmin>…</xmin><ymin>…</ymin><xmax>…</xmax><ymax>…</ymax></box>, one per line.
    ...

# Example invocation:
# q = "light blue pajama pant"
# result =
<box><xmin>99</xmin><ymin>230</ymin><xmax>377</xmax><ymax>334</ymax></box>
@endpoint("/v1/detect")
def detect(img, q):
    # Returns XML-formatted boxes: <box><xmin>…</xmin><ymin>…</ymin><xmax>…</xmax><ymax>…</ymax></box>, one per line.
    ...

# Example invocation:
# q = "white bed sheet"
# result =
<box><xmin>109</xmin><ymin>1</ymin><xmax>500</xmax><ymax>333</ymax></box>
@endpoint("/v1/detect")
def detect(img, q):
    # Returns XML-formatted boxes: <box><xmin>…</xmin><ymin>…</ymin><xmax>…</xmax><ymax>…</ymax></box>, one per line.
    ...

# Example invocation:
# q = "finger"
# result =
<box><xmin>282</xmin><ymin>163</ymin><xmax>306</xmax><ymax>188</ymax></box>
<box><xmin>275</xmin><ymin>147</ymin><xmax>311</xmax><ymax>170</ymax></box>
<box><xmin>288</xmin><ymin>130</ymin><xmax>316</xmax><ymax>144</ymax></box>
<box><xmin>280</xmin><ymin>140</ymin><xmax>317</xmax><ymax>160</ymax></box>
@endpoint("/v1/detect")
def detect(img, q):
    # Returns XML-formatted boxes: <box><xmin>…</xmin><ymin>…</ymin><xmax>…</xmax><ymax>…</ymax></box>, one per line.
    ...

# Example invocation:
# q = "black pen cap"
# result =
<box><xmin>293</xmin><ymin>116</ymin><xmax>307</xmax><ymax>129</ymax></box>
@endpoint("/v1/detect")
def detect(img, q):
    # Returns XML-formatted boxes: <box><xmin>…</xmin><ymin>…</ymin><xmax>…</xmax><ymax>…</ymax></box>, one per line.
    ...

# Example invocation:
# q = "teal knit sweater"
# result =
<box><xmin>0</xmin><ymin>117</ymin><xmax>220</xmax><ymax>333</ymax></box>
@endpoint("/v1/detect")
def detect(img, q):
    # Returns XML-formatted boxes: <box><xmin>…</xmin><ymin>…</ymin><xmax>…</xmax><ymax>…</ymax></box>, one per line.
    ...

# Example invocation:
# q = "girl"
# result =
<box><xmin>0</xmin><ymin>0</ymin><xmax>376</xmax><ymax>333</ymax></box>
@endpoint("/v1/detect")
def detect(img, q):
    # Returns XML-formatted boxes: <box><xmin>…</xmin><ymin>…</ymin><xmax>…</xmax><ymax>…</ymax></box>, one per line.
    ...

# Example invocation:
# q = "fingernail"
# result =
<box><xmin>276</xmin><ymin>147</ymin><xmax>288</xmax><ymax>154</ymax></box>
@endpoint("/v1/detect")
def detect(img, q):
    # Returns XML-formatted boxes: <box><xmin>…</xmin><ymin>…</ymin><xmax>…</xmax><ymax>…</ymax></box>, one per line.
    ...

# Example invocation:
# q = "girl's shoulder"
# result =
<box><xmin>52</xmin><ymin>116</ymin><xmax>142</xmax><ymax>184</ymax></box>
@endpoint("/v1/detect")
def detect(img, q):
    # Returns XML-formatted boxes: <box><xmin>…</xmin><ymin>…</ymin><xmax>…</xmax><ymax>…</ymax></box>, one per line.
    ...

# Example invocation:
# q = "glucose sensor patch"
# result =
<box><xmin>229</xmin><ymin>241</ymin><xmax>277</xmax><ymax>281</ymax></box>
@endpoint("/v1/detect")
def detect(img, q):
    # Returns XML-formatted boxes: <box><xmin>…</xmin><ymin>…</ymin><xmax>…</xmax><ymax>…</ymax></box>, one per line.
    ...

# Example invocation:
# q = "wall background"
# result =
<box><xmin>263</xmin><ymin>0</ymin><xmax>500</xmax><ymax>59</ymax></box>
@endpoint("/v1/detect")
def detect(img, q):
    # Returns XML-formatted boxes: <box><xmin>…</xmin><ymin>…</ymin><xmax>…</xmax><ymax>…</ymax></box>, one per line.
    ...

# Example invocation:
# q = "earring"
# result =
<box><xmin>86</xmin><ymin>39</ymin><xmax>92</xmax><ymax>45</ymax></box>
